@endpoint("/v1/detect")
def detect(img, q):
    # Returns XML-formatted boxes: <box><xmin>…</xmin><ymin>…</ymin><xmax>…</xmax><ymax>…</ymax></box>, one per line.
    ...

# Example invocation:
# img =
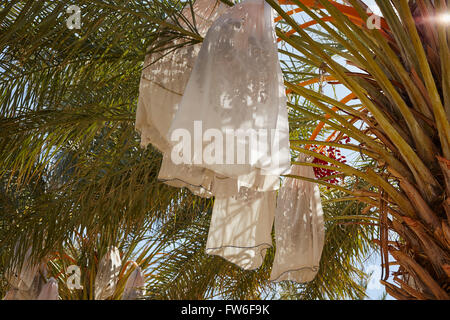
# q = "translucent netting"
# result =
<box><xmin>206</xmin><ymin>189</ymin><xmax>276</xmax><ymax>270</ymax></box>
<box><xmin>270</xmin><ymin>153</ymin><xmax>325</xmax><ymax>283</ymax></box>
<box><xmin>136</xmin><ymin>0</ymin><xmax>283</xmax><ymax>198</ymax></box>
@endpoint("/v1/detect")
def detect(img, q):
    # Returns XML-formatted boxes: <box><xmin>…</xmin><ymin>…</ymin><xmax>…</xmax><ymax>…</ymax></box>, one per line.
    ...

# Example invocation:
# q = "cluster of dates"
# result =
<box><xmin>311</xmin><ymin>136</ymin><xmax>350</xmax><ymax>185</ymax></box>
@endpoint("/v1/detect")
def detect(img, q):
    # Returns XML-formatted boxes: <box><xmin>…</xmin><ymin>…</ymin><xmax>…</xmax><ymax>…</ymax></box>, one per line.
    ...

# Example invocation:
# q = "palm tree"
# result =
<box><xmin>268</xmin><ymin>0</ymin><xmax>449</xmax><ymax>299</ymax></box>
<box><xmin>1</xmin><ymin>0</ymin><xmax>391</xmax><ymax>299</ymax></box>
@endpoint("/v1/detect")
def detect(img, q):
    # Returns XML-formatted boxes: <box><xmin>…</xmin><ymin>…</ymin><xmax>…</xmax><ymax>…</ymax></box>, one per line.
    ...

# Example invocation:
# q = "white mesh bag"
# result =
<box><xmin>94</xmin><ymin>246</ymin><xmax>122</xmax><ymax>300</ymax></box>
<box><xmin>37</xmin><ymin>277</ymin><xmax>59</xmax><ymax>300</ymax></box>
<box><xmin>270</xmin><ymin>153</ymin><xmax>325</xmax><ymax>283</ymax></box>
<box><xmin>122</xmin><ymin>266</ymin><xmax>146</xmax><ymax>300</ymax></box>
<box><xmin>206</xmin><ymin>186</ymin><xmax>277</xmax><ymax>270</ymax></box>
<box><xmin>167</xmin><ymin>0</ymin><xmax>290</xmax><ymax>179</ymax></box>
<box><xmin>5</xmin><ymin>246</ymin><xmax>40</xmax><ymax>291</ymax></box>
